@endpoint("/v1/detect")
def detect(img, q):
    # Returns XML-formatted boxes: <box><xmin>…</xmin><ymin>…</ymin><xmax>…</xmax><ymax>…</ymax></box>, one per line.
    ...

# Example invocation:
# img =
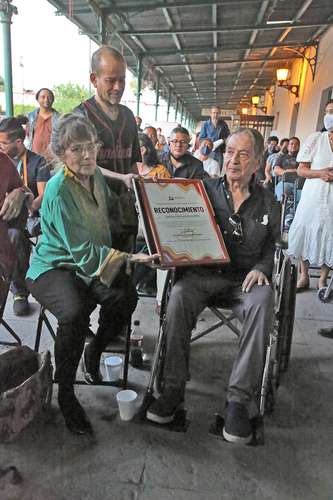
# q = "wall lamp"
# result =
<box><xmin>251</xmin><ymin>95</ymin><xmax>267</xmax><ymax>113</ymax></box>
<box><xmin>276</xmin><ymin>68</ymin><xmax>299</xmax><ymax>97</ymax></box>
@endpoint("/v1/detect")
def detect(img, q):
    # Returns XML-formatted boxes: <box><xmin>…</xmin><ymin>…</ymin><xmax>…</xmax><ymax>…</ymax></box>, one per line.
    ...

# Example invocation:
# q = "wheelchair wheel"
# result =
<box><xmin>154</xmin><ymin>270</ymin><xmax>174</xmax><ymax>394</ymax></box>
<box><xmin>318</xmin><ymin>287</ymin><xmax>333</xmax><ymax>304</ymax></box>
<box><xmin>276</xmin><ymin>258</ymin><xmax>297</xmax><ymax>374</ymax></box>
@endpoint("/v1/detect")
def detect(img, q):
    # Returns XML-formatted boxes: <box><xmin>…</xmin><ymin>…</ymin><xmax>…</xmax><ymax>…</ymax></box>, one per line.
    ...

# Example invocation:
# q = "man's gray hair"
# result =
<box><xmin>51</xmin><ymin>113</ymin><xmax>98</xmax><ymax>157</ymax></box>
<box><xmin>227</xmin><ymin>127</ymin><xmax>264</xmax><ymax>159</ymax></box>
<box><xmin>91</xmin><ymin>45</ymin><xmax>126</xmax><ymax>74</ymax></box>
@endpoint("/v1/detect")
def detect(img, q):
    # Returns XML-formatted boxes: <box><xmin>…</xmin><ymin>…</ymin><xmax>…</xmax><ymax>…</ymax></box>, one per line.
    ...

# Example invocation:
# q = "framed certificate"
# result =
<box><xmin>133</xmin><ymin>178</ymin><xmax>230</xmax><ymax>268</ymax></box>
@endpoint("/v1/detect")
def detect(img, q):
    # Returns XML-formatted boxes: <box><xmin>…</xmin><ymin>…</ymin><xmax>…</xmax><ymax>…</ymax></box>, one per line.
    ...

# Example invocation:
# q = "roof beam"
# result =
<box><xmin>140</xmin><ymin>40</ymin><xmax>315</xmax><ymax>57</ymax></box>
<box><xmin>244</xmin><ymin>0</ymin><xmax>315</xmax><ymax>99</ymax></box>
<box><xmin>104</xmin><ymin>0</ymin><xmax>262</xmax><ymax>14</ymax></box>
<box><xmin>154</xmin><ymin>56</ymin><xmax>301</xmax><ymax>67</ymax></box>
<box><xmin>120</xmin><ymin>22</ymin><xmax>329</xmax><ymax>36</ymax></box>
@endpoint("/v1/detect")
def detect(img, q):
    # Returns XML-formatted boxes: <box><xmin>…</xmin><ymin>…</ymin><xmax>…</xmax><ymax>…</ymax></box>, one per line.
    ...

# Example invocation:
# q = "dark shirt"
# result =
<box><xmin>199</xmin><ymin>118</ymin><xmax>230</xmax><ymax>146</ymax></box>
<box><xmin>161</xmin><ymin>152</ymin><xmax>207</xmax><ymax>179</ymax></box>
<box><xmin>75</xmin><ymin>97</ymin><xmax>141</xmax><ymax>179</ymax></box>
<box><xmin>16</xmin><ymin>150</ymin><xmax>50</xmax><ymax>198</ymax></box>
<box><xmin>274</xmin><ymin>153</ymin><xmax>304</xmax><ymax>187</ymax></box>
<box><xmin>0</xmin><ymin>152</ymin><xmax>24</xmax><ymax>275</ymax></box>
<box><xmin>203</xmin><ymin>176</ymin><xmax>281</xmax><ymax>279</ymax></box>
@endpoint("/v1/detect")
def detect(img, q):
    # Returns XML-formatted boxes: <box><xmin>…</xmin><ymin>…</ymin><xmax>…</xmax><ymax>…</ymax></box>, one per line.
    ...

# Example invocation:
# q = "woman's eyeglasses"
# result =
<box><xmin>228</xmin><ymin>213</ymin><xmax>243</xmax><ymax>242</ymax></box>
<box><xmin>68</xmin><ymin>142</ymin><xmax>99</xmax><ymax>156</ymax></box>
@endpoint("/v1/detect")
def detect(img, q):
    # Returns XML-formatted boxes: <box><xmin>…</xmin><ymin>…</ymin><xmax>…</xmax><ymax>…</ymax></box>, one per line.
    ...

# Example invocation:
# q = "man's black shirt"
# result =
<box><xmin>161</xmin><ymin>152</ymin><xmax>207</xmax><ymax>179</ymax></box>
<box><xmin>204</xmin><ymin>177</ymin><xmax>281</xmax><ymax>279</ymax></box>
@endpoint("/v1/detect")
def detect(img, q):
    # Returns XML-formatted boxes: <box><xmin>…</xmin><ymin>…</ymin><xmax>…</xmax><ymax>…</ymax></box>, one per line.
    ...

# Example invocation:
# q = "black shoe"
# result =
<box><xmin>146</xmin><ymin>387</ymin><xmax>184</xmax><ymax>425</ymax></box>
<box><xmin>58</xmin><ymin>391</ymin><xmax>93</xmax><ymax>435</ymax></box>
<box><xmin>81</xmin><ymin>343</ymin><xmax>103</xmax><ymax>384</ymax></box>
<box><xmin>223</xmin><ymin>402</ymin><xmax>252</xmax><ymax>444</ymax></box>
<box><xmin>13</xmin><ymin>295</ymin><xmax>30</xmax><ymax>316</ymax></box>
<box><xmin>318</xmin><ymin>328</ymin><xmax>333</xmax><ymax>339</ymax></box>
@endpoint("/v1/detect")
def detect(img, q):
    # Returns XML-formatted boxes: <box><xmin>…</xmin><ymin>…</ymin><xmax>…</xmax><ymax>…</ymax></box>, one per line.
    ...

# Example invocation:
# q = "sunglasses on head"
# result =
<box><xmin>228</xmin><ymin>213</ymin><xmax>243</xmax><ymax>243</ymax></box>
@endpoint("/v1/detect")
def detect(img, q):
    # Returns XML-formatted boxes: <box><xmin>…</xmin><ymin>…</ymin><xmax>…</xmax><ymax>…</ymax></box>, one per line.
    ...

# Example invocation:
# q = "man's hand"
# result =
<box><xmin>263</xmin><ymin>175</ymin><xmax>272</xmax><ymax>184</ymax></box>
<box><xmin>320</xmin><ymin>168</ymin><xmax>333</xmax><ymax>182</ymax></box>
<box><xmin>242</xmin><ymin>270</ymin><xmax>269</xmax><ymax>293</ymax></box>
<box><xmin>122</xmin><ymin>173</ymin><xmax>138</xmax><ymax>190</ymax></box>
<box><xmin>0</xmin><ymin>189</ymin><xmax>25</xmax><ymax>221</ymax></box>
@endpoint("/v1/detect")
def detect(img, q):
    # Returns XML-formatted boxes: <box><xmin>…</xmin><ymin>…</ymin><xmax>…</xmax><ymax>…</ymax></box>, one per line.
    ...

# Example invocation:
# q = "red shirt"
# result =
<box><xmin>31</xmin><ymin>113</ymin><xmax>52</xmax><ymax>156</ymax></box>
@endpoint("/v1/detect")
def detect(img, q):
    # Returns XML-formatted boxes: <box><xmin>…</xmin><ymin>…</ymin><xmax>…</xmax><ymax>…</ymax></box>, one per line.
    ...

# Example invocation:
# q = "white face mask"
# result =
<box><xmin>324</xmin><ymin>113</ymin><xmax>333</xmax><ymax>131</ymax></box>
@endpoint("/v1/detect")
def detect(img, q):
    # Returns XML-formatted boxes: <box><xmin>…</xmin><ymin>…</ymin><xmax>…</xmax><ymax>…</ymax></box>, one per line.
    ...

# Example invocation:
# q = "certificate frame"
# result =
<box><xmin>133</xmin><ymin>178</ymin><xmax>230</xmax><ymax>268</ymax></box>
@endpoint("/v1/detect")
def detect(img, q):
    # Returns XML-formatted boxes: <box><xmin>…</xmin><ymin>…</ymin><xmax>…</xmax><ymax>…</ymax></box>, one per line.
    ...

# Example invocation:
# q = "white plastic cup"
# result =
<box><xmin>104</xmin><ymin>356</ymin><xmax>123</xmax><ymax>382</ymax></box>
<box><xmin>116</xmin><ymin>389</ymin><xmax>138</xmax><ymax>421</ymax></box>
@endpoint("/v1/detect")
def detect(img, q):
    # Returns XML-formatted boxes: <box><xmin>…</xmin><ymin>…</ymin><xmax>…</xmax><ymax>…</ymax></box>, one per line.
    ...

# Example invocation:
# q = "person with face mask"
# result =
<box><xmin>287</xmin><ymin>99</ymin><xmax>333</xmax><ymax>292</ymax></box>
<box><xmin>194</xmin><ymin>138</ymin><xmax>221</xmax><ymax>177</ymax></box>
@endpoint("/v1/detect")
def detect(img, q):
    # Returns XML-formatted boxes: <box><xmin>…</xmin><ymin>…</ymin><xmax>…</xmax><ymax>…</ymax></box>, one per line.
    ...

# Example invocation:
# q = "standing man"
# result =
<box><xmin>75</xmin><ymin>45</ymin><xmax>142</xmax><ymax>251</ymax></box>
<box><xmin>26</xmin><ymin>88</ymin><xmax>59</xmax><ymax>157</ymax></box>
<box><xmin>199</xmin><ymin>105</ymin><xmax>230</xmax><ymax>168</ymax></box>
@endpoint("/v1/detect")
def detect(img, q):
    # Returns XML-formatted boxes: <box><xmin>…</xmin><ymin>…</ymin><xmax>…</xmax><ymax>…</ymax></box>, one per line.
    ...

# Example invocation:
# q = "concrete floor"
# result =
<box><xmin>1</xmin><ymin>275</ymin><xmax>333</xmax><ymax>500</ymax></box>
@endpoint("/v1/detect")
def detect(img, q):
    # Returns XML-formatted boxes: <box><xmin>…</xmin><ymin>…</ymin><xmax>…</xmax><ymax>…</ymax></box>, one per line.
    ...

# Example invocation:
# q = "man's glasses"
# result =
<box><xmin>169</xmin><ymin>139</ymin><xmax>189</xmax><ymax>146</ymax></box>
<box><xmin>68</xmin><ymin>142</ymin><xmax>99</xmax><ymax>156</ymax></box>
<box><xmin>228</xmin><ymin>213</ymin><xmax>243</xmax><ymax>242</ymax></box>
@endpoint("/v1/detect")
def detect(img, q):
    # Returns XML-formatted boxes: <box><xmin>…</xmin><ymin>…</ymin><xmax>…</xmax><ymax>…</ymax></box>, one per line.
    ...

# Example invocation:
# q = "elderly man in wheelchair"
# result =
<box><xmin>146</xmin><ymin>128</ymin><xmax>281</xmax><ymax>445</ymax></box>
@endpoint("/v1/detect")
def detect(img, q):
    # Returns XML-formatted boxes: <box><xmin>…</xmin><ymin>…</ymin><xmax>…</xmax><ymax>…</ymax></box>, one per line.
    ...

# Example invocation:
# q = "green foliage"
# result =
<box><xmin>0</xmin><ymin>75</ymin><xmax>4</xmax><ymax>91</ymax></box>
<box><xmin>14</xmin><ymin>104</ymin><xmax>35</xmax><ymax>115</ymax></box>
<box><xmin>52</xmin><ymin>83</ymin><xmax>93</xmax><ymax>113</ymax></box>
<box><xmin>129</xmin><ymin>79</ymin><xmax>138</xmax><ymax>97</ymax></box>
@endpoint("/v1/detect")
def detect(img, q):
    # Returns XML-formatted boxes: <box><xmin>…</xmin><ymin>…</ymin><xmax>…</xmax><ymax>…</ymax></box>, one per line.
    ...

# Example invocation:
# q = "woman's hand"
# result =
<box><xmin>320</xmin><ymin>168</ymin><xmax>333</xmax><ymax>182</ymax></box>
<box><xmin>122</xmin><ymin>173</ymin><xmax>138</xmax><ymax>189</ymax></box>
<box><xmin>130</xmin><ymin>253</ymin><xmax>160</xmax><ymax>264</ymax></box>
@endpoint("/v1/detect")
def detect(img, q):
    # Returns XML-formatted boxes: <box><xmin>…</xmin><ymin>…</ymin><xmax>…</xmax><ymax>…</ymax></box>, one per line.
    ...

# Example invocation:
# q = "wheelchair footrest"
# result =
<box><xmin>135</xmin><ymin>394</ymin><xmax>189</xmax><ymax>432</ymax></box>
<box><xmin>208</xmin><ymin>413</ymin><xmax>264</xmax><ymax>446</ymax></box>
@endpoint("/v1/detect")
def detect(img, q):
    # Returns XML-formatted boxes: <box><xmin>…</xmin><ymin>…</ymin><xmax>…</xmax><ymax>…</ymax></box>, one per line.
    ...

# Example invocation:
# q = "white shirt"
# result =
<box><xmin>194</xmin><ymin>151</ymin><xmax>221</xmax><ymax>176</ymax></box>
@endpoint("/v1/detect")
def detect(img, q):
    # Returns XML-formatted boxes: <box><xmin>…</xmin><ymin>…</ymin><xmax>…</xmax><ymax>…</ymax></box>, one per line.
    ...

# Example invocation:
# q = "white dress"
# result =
<box><xmin>287</xmin><ymin>131</ymin><xmax>333</xmax><ymax>267</ymax></box>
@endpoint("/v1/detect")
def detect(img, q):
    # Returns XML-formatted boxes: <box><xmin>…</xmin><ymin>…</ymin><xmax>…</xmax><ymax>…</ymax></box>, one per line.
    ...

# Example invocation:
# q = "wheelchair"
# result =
<box><xmin>141</xmin><ymin>243</ymin><xmax>297</xmax><ymax>443</ymax></box>
<box><xmin>275</xmin><ymin>174</ymin><xmax>304</xmax><ymax>233</ymax></box>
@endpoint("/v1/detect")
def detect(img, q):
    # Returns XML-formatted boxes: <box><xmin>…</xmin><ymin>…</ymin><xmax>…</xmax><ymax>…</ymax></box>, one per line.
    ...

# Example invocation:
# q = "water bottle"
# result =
<box><xmin>130</xmin><ymin>320</ymin><xmax>144</xmax><ymax>368</ymax></box>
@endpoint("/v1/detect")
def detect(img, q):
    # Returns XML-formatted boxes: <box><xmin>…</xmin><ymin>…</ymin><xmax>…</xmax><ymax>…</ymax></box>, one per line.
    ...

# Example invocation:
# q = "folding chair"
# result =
<box><xmin>33</xmin><ymin>305</ymin><xmax>131</xmax><ymax>389</ymax></box>
<box><xmin>0</xmin><ymin>266</ymin><xmax>22</xmax><ymax>347</ymax></box>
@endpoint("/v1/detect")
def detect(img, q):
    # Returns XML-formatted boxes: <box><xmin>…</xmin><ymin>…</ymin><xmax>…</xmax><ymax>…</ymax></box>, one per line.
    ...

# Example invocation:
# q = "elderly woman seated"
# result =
<box><xmin>26</xmin><ymin>113</ymin><xmax>157</xmax><ymax>435</ymax></box>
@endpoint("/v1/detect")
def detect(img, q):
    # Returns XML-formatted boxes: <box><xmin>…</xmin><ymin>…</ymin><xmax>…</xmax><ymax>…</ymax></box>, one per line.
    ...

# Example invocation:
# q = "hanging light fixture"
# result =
<box><xmin>276</xmin><ymin>68</ymin><xmax>299</xmax><ymax>97</ymax></box>
<box><xmin>251</xmin><ymin>95</ymin><xmax>260</xmax><ymax>106</ymax></box>
<box><xmin>276</xmin><ymin>68</ymin><xmax>289</xmax><ymax>83</ymax></box>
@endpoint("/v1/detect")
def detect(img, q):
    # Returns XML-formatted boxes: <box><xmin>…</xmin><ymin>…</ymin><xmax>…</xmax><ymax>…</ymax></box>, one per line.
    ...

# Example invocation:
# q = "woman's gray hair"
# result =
<box><xmin>51</xmin><ymin>113</ymin><xmax>98</xmax><ymax>157</ymax></box>
<box><xmin>227</xmin><ymin>127</ymin><xmax>264</xmax><ymax>159</ymax></box>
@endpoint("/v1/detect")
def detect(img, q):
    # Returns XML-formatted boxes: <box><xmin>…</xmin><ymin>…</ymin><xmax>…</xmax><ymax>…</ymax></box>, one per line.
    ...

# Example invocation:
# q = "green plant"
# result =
<box><xmin>52</xmin><ymin>83</ymin><xmax>93</xmax><ymax>113</ymax></box>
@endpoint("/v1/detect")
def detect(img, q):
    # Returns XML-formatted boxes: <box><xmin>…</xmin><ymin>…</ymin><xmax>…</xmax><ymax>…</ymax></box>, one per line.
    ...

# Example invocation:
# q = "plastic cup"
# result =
<box><xmin>104</xmin><ymin>356</ymin><xmax>123</xmax><ymax>382</ymax></box>
<box><xmin>116</xmin><ymin>390</ymin><xmax>138</xmax><ymax>421</ymax></box>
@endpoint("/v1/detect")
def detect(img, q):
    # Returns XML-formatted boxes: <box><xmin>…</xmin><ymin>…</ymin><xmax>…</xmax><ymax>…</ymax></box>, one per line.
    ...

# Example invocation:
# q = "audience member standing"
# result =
<box><xmin>287</xmin><ymin>99</ymin><xmax>333</xmax><ymax>291</ymax></box>
<box><xmin>199</xmin><ymin>105</ymin><xmax>230</xmax><ymax>167</ymax></box>
<box><xmin>26</xmin><ymin>88</ymin><xmax>59</xmax><ymax>157</ymax></box>
<box><xmin>75</xmin><ymin>45</ymin><xmax>141</xmax><ymax>251</ymax></box>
